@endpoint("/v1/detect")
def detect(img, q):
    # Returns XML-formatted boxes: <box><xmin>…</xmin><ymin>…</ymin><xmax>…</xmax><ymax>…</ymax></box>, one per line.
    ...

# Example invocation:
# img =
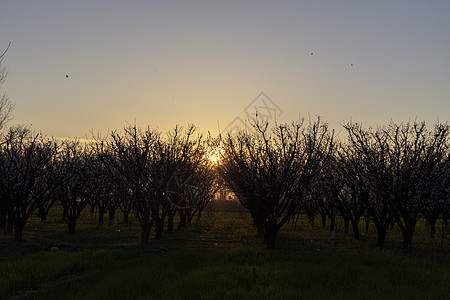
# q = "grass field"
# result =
<box><xmin>1</xmin><ymin>206</ymin><xmax>449</xmax><ymax>299</ymax></box>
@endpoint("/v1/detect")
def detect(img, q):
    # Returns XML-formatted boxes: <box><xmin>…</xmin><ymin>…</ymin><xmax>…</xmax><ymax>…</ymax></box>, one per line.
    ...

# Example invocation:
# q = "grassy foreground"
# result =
<box><xmin>1</xmin><ymin>248</ymin><xmax>449</xmax><ymax>299</ymax></box>
<box><xmin>0</xmin><ymin>208</ymin><xmax>449</xmax><ymax>299</ymax></box>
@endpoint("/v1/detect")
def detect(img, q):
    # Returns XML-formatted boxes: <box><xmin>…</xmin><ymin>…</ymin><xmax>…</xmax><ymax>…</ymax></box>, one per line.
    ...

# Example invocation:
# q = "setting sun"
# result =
<box><xmin>204</xmin><ymin>146</ymin><xmax>224</xmax><ymax>165</ymax></box>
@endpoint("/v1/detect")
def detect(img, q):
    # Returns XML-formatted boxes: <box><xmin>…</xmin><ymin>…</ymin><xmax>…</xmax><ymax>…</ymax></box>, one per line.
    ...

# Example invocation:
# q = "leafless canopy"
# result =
<box><xmin>220</xmin><ymin>117</ymin><xmax>334</xmax><ymax>248</ymax></box>
<box><xmin>0</xmin><ymin>41</ymin><xmax>14</xmax><ymax>131</ymax></box>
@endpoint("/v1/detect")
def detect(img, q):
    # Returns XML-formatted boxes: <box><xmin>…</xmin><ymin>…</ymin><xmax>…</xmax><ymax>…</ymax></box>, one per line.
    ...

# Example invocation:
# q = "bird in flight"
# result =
<box><xmin>66</xmin><ymin>75</ymin><xmax>69</xmax><ymax>78</ymax></box>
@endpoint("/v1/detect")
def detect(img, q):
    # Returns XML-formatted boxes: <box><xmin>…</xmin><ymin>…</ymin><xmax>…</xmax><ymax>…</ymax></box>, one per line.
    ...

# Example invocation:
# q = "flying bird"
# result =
<box><xmin>66</xmin><ymin>75</ymin><xmax>69</xmax><ymax>78</ymax></box>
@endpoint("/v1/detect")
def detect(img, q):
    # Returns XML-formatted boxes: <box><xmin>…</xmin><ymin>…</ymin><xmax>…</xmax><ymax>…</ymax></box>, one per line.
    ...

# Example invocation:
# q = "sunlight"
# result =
<box><xmin>204</xmin><ymin>146</ymin><xmax>224</xmax><ymax>165</ymax></box>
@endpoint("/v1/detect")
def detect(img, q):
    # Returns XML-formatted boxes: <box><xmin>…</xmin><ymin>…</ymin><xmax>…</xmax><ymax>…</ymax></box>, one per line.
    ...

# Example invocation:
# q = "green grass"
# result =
<box><xmin>1</xmin><ymin>248</ymin><xmax>448</xmax><ymax>299</ymax></box>
<box><xmin>0</xmin><ymin>207</ymin><xmax>449</xmax><ymax>299</ymax></box>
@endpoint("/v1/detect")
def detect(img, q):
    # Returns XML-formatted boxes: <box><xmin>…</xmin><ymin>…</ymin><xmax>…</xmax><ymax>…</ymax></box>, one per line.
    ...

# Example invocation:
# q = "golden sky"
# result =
<box><xmin>1</xmin><ymin>1</ymin><xmax>449</xmax><ymax>139</ymax></box>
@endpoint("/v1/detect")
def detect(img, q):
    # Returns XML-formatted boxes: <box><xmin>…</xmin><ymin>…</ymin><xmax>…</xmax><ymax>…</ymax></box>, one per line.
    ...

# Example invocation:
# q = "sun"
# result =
<box><xmin>204</xmin><ymin>146</ymin><xmax>224</xmax><ymax>165</ymax></box>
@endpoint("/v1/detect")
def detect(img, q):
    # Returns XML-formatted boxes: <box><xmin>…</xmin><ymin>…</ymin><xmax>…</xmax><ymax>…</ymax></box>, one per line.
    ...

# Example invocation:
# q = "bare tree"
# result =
<box><xmin>0</xmin><ymin>42</ymin><xmax>14</xmax><ymax>132</ymax></box>
<box><xmin>164</xmin><ymin>157</ymin><xmax>198</xmax><ymax>233</ymax></box>
<box><xmin>344</xmin><ymin>121</ymin><xmax>450</xmax><ymax>254</ymax></box>
<box><xmin>0</xmin><ymin>127</ymin><xmax>58</xmax><ymax>240</ymax></box>
<box><xmin>422</xmin><ymin>159</ymin><xmax>449</xmax><ymax>237</ymax></box>
<box><xmin>333</xmin><ymin>143</ymin><xmax>369</xmax><ymax>240</ymax></box>
<box><xmin>97</xmin><ymin>125</ymin><xmax>158</xmax><ymax>244</ymax></box>
<box><xmin>185</xmin><ymin>162</ymin><xmax>219</xmax><ymax>224</ymax></box>
<box><xmin>165</xmin><ymin>149</ymin><xmax>219</xmax><ymax>232</ymax></box>
<box><xmin>55</xmin><ymin>140</ymin><xmax>91</xmax><ymax>235</ymax></box>
<box><xmin>35</xmin><ymin>148</ymin><xmax>60</xmax><ymax>222</ymax></box>
<box><xmin>0</xmin><ymin>43</ymin><xmax>17</xmax><ymax>230</ymax></box>
<box><xmin>96</xmin><ymin>124</ymin><xmax>202</xmax><ymax>244</ymax></box>
<box><xmin>311</xmin><ymin>179</ymin><xmax>336</xmax><ymax>230</ymax></box>
<box><xmin>343</xmin><ymin>123</ymin><xmax>396</xmax><ymax>248</ymax></box>
<box><xmin>92</xmin><ymin>140</ymin><xmax>133</xmax><ymax>224</ymax></box>
<box><xmin>146</xmin><ymin>125</ymin><xmax>201</xmax><ymax>239</ymax></box>
<box><xmin>84</xmin><ymin>155</ymin><xmax>118</xmax><ymax>225</ymax></box>
<box><xmin>220</xmin><ymin>118</ymin><xmax>334</xmax><ymax>249</ymax></box>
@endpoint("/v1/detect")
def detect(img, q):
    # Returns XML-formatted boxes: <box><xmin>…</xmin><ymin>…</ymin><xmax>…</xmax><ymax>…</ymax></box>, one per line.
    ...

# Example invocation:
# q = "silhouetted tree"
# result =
<box><xmin>220</xmin><ymin>118</ymin><xmax>334</xmax><ymax>249</ymax></box>
<box><xmin>55</xmin><ymin>140</ymin><xmax>91</xmax><ymax>235</ymax></box>
<box><xmin>0</xmin><ymin>42</ymin><xmax>14</xmax><ymax>132</ymax></box>
<box><xmin>344</xmin><ymin>123</ymin><xmax>396</xmax><ymax>248</ymax></box>
<box><xmin>333</xmin><ymin>143</ymin><xmax>369</xmax><ymax>240</ymax></box>
<box><xmin>0</xmin><ymin>127</ymin><xmax>58</xmax><ymax>240</ymax></box>
<box><xmin>97</xmin><ymin>125</ymin><xmax>158</xmax><ymax>244</ymax></box>
<box><xmin>303</xmin><ymin>171</ymin><xmax>336</xmax><ymax>231</ymax></box>
<box><xmin>84</xmin><ymin>155</ymin><xmax>118</xmax><ymax>225</ymax></box>
<box><xmin>146</xmin><ymin>125</ymin><xmax>201</xmax><ymax>239</ymax></box>
<box><xmin>185</xmin><ymin>162</ymin><xmax>219</xmax><ymax>224</ymax></box>
<box><xmin>35</xmin><ymin>150</ymin><xmax>60</xmax><ymax>222</ymax></box>
<box><xmin>344</xmin><ymin>121</ymin><xmax>449</xmax><ymax>253</ymax></box>
<box><xmin>0</xmin><ymin>42</ymin><xmax>16</xmax><ymax>230</ymax></box>
<box><xmin>93</xmin><ymin>141</ymin><xmax>133</xmax><ymax>224</ymax></box>
<box><xmin>97</xmin><ymin>124</ymin><xmax>201</xmax><ymax>243</ymax></box>
<box><xmin>166</xmin><ymin>153</ymin><xmax>219</xmax><ymax>231</ymax></box>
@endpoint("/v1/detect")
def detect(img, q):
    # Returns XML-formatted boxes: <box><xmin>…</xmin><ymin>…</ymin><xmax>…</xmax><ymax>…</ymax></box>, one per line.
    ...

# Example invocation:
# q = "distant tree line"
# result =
<box><xmin>0</xmin><ymin>117</ymin><xmax>448</xmax><ymax>254</ymax></box>
<box><xmin>220</xmin><ymin>118</ymin><xmax>449</xmax><ymax>253</ymax></box>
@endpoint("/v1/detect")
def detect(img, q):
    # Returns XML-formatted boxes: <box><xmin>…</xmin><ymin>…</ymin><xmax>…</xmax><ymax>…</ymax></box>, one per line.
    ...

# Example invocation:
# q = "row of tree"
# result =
<box><xmin>0</xmin><ymin>118</ymin><xmax>448</xmax><ymax>254</ymax></box>
<box><xmin>0</xmin><ymin>125</ymin><xmax>218</xmax><ymax>244</ymax></box>
<box><xmin>220</xmin><ymin>118</ymin><xmax>449</xmax><ymax>253</ymax></box>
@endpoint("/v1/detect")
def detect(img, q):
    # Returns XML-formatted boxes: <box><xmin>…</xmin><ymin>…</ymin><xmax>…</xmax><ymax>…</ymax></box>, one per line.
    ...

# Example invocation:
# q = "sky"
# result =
<box><xmin>1</xmin><ymin>1</ymin><xmax>449</xmax><ymax>139</ymax></box>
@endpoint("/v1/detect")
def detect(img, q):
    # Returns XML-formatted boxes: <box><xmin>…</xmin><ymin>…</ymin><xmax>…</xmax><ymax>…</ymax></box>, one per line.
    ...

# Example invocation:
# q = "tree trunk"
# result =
<box><xmin>62</xmin><ymin>207</ymin><xmax>68</xmax><ymax>222</ymax></box>
<box><xmin>196</xmin><ymin>210</ymin><xmax>202</xmax><ymax>221</ymax></box>
<box><xmin>0</xmin><ymin>210</ymin><xmax>6</xmax><ymax>229</ymax></box>
<box><xmin>90</xmin><ymin>204</ymin><xmax>96</xmax><ymax>216</ymax></box>
<box><xmin>364</xmin><ymin>215</ymin><xmax>370</xmax><ymax>234</ymax></box>
<box><xmin>264</xmin><ymin>220</ymin><xmax>278</xmax><ymax>249</ymax></box>
<box><xmin>155</xmin><ymin>217</ymin><xmax>164</xmax><ymax>239</ymax></box>
<box><xmin>402</xmin><ymin>229</ymin><xmax>413</xmax><ymax>255</ymax></box>
<box><xmin>428</xmin><ymin>218</ymin><xmax>437</xmax><ymax>238</ymax></box>
<box><xmin>251</xmin><ymin>212</ymin><xmax>265</xmax><ymax>238</ymax></box>
<box><xmin>6</xmin><ymin>211</ymin><xmax>13</xmax><ymax>233</ymax></box>
<box><xmin>38</xmin><ymin>206</ymin><xmax>47</xmax><ymax>222</ymax></box>
<box><xmin>307</xmin><ymin>212</ymin><xmax>315</xmax><ymax>227</ymax></box>
<box><xmin>178</xmin><ymin>213</ymin><xmax>187</xmax><ymax>230</ymax></box>
<box><xmin>68</xmin><ymin>216</ymin><xmax>77</xmax><ymax>235</ymax></box>
<box><xmin>375</xmin><ymin>226</ymin><xmax>387</xmax><ymax>248</ymax></box>
<box><xmin>98</xmin><ymin>208</ymin><xmax>105</xmax><ymax>225</ymax></box>
<box><xmin>108</xmin><ymin>208</ymin><xmax>116</xmax><ymax>225</ymax></box>
<box><xmin>187</xmin><ymin>211</ymin><xmax>196</xmax><ymax>224</ymax></box>
<box><xmin>344</xmin><ymin>216</ymin><xmax>350</xmax><ymax>234</ymax></box>
<box><xmin>329</xmin><ymin>215</ymin><xmax>335</xmax><ymax>232</ymax></box>
<box><xmin>167</xmin><ymin>213</ymin><xmax>174</xmax><ymax>233</ymax></box>
<box><xmin>255</xmin><ymin>221</ymin><xmax>265</xmax><ymax>238</ymax></box>
<box><xmin>350</xmin><ymin>218</ymin><xmax>360</xmax><ymax>240</ymax></box>
<box><xmin>321</xmin><ymin>213</ymin><xmax>327</xmax><ymax>228</ymax></box>
<box><xmin>390</xmin><ymin>220</ymin><xmax>395</xmax><ymax>230</ymax></box>
<box><xmin>14</xmin><ymin>220</ymin><xmax>24</xmax><ymax>241</ymax></box>
<box><xmin>140</xmin><ymin>218</ymin><xmax>151</xmax><ymax>245</ymax></box>
<box><xmin>123</xmin><ymin>211</ymin><xmax>129</xmax><ymax>224</ymax></box>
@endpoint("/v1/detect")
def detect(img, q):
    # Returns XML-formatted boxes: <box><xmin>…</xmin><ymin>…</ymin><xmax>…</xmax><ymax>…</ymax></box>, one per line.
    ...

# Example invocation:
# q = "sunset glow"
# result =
<box><xmin>204</xmin><ymin>147</ymin><xmax>224</xmax><ymax>165</ymax></box>
<box><xmin>1</xmin><ymin>2</ymin><xmax>449</xmax><ymax>138</ymax></box>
